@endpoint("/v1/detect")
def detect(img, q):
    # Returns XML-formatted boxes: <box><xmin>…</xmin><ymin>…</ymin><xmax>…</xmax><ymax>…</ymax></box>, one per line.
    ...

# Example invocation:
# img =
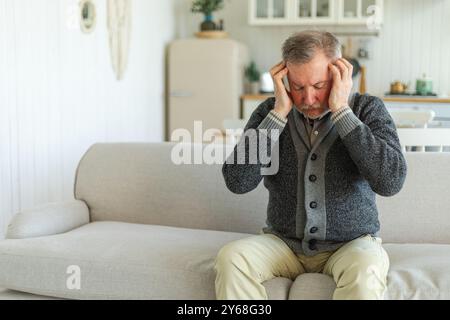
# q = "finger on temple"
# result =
<box><xmin>334</xmin><ymin>60</ymin><xmax>349</xmax><ymax>78</ymax></box>
<box><xmin>329</xmin><ymin>64</ymin><xmax>341</xmax><ymax>81</ymax></box>
<box><xmin>271</xmin><ymin>63</ymin><xmax>286</xmax><ymax>75</ymax></box>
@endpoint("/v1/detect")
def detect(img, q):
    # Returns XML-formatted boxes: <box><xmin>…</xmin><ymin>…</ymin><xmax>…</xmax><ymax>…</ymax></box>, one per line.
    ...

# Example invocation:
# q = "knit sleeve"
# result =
<box><xmin>222</xmin><ymin>99</ymin><xmax>287</xmax><ymax>194</ymax></box>
<box><xmin>331</xmin><ymin>95</ymin><xmax>407</xmax><ymax>197</ymax></box>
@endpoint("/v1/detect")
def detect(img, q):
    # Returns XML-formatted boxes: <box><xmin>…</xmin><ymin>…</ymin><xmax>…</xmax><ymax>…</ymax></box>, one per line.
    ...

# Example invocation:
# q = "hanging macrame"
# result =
<box><xmin>107</xmin><ymin>0</ymin><xmax>132</xmax><ymax>80</ymax></box>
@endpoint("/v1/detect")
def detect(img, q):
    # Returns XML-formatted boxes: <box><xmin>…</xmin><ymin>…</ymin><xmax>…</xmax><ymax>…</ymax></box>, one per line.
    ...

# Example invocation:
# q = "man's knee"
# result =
<box><xmin>332</xmin><ymin>250</ymin><xmax>388</xmax><ymax>300</ymax></box>
<box><xmin>335</xmin><ymin>250</ymin><xmax>387</xmax><ymax>287</ymax></box>
<box><xmin>340</xmin><ymin>249</ymin><xmax>386</xmax><ymax>273</ymax></box>
<box><xmin>214</xmin><ymin>241</ymin><xmax>250</xmax><ymax>272</ymax></box>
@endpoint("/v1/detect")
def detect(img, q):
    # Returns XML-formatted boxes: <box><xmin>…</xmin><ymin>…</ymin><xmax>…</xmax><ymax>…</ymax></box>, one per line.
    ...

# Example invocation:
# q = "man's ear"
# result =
<box><xmin>283</xmin><ymin>76</ymin><xmax>291</xmax><ymax>92</ymax></box>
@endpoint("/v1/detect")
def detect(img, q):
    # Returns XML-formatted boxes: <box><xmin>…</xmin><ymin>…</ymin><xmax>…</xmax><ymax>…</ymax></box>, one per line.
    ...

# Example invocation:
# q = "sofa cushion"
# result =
<box><xmin>262</xmin><ymin>277</ymin><xmax>293</xmax><ymax>300</ymax></box>
<box><xmin>0</xmin><ymin>221</ymin><xmax>289</xmax><ymax>300</ymax></box>
<box><xmin>384</xmin><ymin>243</ymin><xmax>450</xmax><ymax>299</ymax></box>
<box><xmin>287</xmin><ymin>243</ymin><xmax>450</xmax><ymax>300</ymax></box>
<box><xmin>2</xmin><ymin>223</ymin><xmax>449</xmax><ymax>300</ymax></box>
<box><xmin>0</xmin><ymin>287</ymin><xmax>59</xmax><ymax>300</ymax></box>
<box><xmin>289</xmin><ymin>273</ymin><xmax>336</xmax><ymax>300</ymax></box>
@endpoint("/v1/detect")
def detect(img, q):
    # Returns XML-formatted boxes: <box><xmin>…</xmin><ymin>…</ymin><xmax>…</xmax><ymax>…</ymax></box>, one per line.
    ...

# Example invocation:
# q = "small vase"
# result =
<box><xmin>200</xmin><ymin>13</ymin><xmax>216</xmax><ymax>31</ymax></box>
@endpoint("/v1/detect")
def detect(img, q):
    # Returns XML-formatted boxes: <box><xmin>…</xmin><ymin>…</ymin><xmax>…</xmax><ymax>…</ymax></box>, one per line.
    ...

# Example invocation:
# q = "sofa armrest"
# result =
<box><xmin>6</xmin><ymin>200</ymin><xmax>90</xmax><ymax>239</ymax></box>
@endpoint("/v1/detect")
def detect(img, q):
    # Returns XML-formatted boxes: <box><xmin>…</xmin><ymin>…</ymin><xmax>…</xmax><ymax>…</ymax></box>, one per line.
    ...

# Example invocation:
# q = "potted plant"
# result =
<box><xmin>245</xmin><ymin>61</ymin><xmax>261</xmax><ymax>94</ymax></box>
<box><xmin>191</xmin><ymin>0</ymin><xmax>225</xmax><ymax>31</ymax></box>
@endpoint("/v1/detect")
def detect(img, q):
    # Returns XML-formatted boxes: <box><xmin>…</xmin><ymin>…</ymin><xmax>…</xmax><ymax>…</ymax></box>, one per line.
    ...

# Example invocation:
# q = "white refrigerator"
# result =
<box><xmin>168</xmin><ymin>38</ymin><xmax>249</xmax><ymax>142</ymax></box>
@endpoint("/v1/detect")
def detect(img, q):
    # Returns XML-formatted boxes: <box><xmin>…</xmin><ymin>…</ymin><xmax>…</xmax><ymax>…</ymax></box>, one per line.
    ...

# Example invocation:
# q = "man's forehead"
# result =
<box><xmin>287</xmin><ymin>56</ymin><xmax>331</xmax><ymax>85</ymax></box>
<box><xmin>289</xmin><ymin>74</ymin><xmax>330</xmax><ymax>86</ymax></box>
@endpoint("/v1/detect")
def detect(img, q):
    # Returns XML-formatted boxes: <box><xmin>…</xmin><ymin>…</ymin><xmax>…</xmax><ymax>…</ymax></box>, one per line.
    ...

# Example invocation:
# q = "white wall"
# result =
<box><xmin>179</xmin><ymin>0</ymin><xmax>450</xmax><ymax>97</ymax></box>
<box><xmin>0</xmin><ymin>0</ymin><xmax>177</xmax><ymax>238</ymax></box>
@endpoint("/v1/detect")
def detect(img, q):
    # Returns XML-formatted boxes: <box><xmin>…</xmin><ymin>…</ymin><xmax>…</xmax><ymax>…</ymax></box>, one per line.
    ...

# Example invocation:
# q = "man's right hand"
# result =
<box><xmin>270</xmin><ymin>61</ymin><xmax>294</xmax><ymax>119</ymax></box>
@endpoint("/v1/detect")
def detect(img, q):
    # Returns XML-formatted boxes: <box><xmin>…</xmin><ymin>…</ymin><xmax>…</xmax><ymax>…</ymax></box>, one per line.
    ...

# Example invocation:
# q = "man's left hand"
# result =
<box><xmin>328</xmin><ymin>58</ymin><xmax>354</xmax><ymax>113</ymax></box>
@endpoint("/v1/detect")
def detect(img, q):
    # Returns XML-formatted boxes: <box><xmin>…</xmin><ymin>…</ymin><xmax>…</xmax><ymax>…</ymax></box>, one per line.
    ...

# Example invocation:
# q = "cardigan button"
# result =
<box><xmin>309</xmin><ymin>239</ymin><xmax>317</xmax><ymax>250</ymax></box>
<box><xmin>310</xmin><ymin>227</ymin><xmax>318</xmax><ymax>234</ymax></box>
<box><xmin>311</xmin><ymin>154</ymin><xmax>318</xmax><ymax>161</ymax></box>
<box><xmin>309</xmin><ymin>175</ymin><xmax>317</xmax><ymax>182</ymax></box>
<box><xmin>309</xmin><ymin>201</ymin><xmax>318</xmax><ymax>209</ymax></box>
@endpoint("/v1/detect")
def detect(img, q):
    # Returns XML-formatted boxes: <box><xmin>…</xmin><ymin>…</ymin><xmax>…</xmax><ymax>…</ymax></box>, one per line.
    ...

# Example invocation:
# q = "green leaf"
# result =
<box><xmin>191</xmin><ymin>0</ymin><xmax>225</xmax><ymax>14</ymax></box>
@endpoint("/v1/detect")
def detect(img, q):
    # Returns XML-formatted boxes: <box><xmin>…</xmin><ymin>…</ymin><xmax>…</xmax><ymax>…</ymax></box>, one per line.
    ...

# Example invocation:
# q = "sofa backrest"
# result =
<box><xmin>74</xmin><ymin>143</ymin><xmax>450</xmax><ymax>244</ymax></box>
<box><xmin>377</xmin><ymin>152</ymin><xmax>450</xmax><ymax>244</ymax></box>
<box><xmin>74</xmin><ymin>143</ymin><xmax>268</xmax><ymax>235</ymax></box>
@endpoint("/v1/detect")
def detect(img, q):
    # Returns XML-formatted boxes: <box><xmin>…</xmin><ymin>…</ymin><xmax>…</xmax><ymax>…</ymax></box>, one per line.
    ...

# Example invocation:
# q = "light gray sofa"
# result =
<box><xmin>0</xmin><ymin>143</ymin><xmax>450</xmax><ymax>300</ymax></box>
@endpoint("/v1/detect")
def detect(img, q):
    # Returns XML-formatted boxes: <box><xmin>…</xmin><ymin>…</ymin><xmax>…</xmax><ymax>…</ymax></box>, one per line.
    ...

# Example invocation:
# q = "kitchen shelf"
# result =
<box><xmin>248</xmin><ymin>0</ymin><xmax>383</xmax><ymax>28</ymax></box>
<box><xmin>241</xmin><ymin>94</ymin><xmax>274</xmax><ymax>100</ymax></box>
<box><xmin>383</xmin><ymin>97</ymin><xmax>450</xmax><ymax>104</ymax></box>
<box><xmin>241</xmin><ymin>94</ymin><xmax>450</xmax><ymax>104</ymax></box>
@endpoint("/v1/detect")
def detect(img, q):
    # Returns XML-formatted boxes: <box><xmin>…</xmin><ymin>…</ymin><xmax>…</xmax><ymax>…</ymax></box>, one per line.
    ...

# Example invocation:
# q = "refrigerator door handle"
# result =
<box><xmin>170</xmin><ymin>91</ymin><xmax>194</xmax><ymax>98</ymax></box>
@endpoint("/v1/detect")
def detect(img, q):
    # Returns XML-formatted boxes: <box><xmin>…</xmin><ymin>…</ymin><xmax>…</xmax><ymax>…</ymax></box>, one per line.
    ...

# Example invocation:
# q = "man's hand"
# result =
<box><xmin>328</xmin><ymin>58</ymin><xmax>353</xmax><ymax>113</ymax></box>
<box><xmin>270</xmin><ymin>61</ymin><xmax>293</xmax><ymax>119</ymax></box>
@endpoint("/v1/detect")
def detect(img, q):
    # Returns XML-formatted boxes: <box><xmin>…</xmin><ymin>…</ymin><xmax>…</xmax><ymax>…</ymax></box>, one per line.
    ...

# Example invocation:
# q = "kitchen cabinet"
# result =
<box><xmin>249</xmin><ymin>0</ymin><xmax>290</xmax><ymax>25</ymax></box>
<box><xmin>249</xmin><ymin>0</ymin><xmax>383</xmax><ymax>27</ymax></box>
<box><xmin>338</xmin><ymin>0</ymin><xmax>383</xmax><ymax>26</ymax></box>
<box><xmin>291</xmin><ymin>0</ymin><xmax>336</xmax><ymax>25</ymax></box>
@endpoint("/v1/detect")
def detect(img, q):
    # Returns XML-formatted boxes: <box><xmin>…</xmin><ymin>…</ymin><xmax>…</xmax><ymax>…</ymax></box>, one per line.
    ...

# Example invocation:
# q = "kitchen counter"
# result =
<box><xmin>382</xmin><ymin>96</ymin><xmax>450</xmax><ymax>104</ymax></box>
<box><xmin>241</xmin><ymin>94</ymin><xmax>274</xmax><ymax>100</ymax></box>
<box><xmin>241</xmin><ymin>94</ymin><xmax>450</xmax><ymax>104</ymax></box>
<box><xmin>240</xmin><ymin>94</ymin><xmax>450</xmax><ymax>122</ymax></box>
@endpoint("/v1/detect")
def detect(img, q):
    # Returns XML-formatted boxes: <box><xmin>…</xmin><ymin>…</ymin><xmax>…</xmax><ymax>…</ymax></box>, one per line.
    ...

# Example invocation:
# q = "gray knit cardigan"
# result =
<box><xmin>222</xmin><ymin>94</ymin><xmax>407</xmax><ymax>256</ymax></box>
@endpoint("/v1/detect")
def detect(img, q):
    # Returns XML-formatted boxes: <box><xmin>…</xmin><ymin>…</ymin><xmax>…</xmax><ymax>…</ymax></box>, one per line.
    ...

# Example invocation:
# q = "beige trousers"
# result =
<box><xmin>214</xmin><ymin>233</ymin><xmax>389</xmax><ymax>300</ymax></box>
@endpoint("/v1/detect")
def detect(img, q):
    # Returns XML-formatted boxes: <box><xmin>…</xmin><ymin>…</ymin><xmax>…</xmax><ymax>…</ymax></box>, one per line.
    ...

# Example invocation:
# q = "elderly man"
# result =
<box><xmin>214</xmin><ymin>30</ymin><xmax>407</xmax><ymax>300</ymax></box>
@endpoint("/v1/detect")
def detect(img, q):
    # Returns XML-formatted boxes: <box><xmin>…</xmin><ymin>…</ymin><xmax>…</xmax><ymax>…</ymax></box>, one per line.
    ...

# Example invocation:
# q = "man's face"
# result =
<box><xmin>286</xmin><ymin>51</ymin><xmax>333</xmax><ymax>119</ymax></box>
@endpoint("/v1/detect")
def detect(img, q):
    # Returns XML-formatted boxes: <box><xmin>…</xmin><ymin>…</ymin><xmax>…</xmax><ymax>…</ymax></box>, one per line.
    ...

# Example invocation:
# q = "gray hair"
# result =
<box><xmin>282</xmin><ymin>30</ymin><xmax>342</xmax><ymax>65</ymax></box>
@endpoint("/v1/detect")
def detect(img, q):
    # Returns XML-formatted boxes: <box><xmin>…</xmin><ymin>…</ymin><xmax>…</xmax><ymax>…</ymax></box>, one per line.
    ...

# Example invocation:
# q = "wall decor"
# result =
<box><xmin>107</xmin><ymin>0</ymin><xmax>132</xmax><ymax>81</ymax></box>
<box><xmin>79</xmin><ymin>0</ymin><xmax>97</xmax><ymax>34</ymax></box>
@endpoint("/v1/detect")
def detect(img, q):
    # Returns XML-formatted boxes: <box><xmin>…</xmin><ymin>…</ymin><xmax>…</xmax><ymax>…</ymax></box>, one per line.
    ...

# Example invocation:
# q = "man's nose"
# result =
<box><xmin>303</xmin><ymin>88</ymin><xmax>316</xmax><ymax>106</ymax></box>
